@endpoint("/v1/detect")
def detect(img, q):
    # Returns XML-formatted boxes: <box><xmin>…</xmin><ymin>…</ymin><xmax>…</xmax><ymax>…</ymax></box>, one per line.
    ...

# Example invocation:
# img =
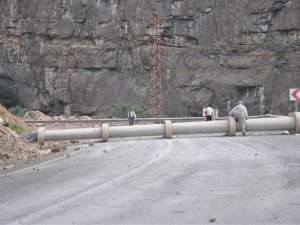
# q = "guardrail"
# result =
<box><xmin>25</xmin><ymin>117</ymin><xmax>205</xmax><ymax>124</ymax></box>
<box><xmin>25</xmin><ymin>114</ymin><xmax>284</xmax><ymax>124</ymax></box>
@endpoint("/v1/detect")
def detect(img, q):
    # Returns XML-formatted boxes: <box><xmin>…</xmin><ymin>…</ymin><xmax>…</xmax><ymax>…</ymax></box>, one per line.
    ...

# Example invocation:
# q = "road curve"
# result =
<box><xmin>1</xmin><ymin>134</ymin><xmax>300</xmax><ymax>225</ymax></box>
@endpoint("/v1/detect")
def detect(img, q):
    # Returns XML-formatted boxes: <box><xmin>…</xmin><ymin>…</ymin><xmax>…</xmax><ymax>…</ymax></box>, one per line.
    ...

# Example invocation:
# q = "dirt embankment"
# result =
<box><xmin>0</xmin><ymin>106</ymin><xmax>58</xmax><ymax>170</ymax></box>
<box><xmin>0</xmin><ymin>106</ymin><xmax>98</xmax><ymax>170</ymax></box>
<box><xmin>0</xmin><ymin>125</ymin><xmax>45</xmax><ymax>170</ymax></box>
<box><xmin>0</xmin><ymin>105</ymin><xmax>110</xmax><ymax>170</ymax></box>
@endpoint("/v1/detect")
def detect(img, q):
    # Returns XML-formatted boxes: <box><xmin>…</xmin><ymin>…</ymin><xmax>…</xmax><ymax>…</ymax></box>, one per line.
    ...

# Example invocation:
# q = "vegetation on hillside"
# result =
<box><xmin>0</xmin><ymin>104</ymin><xmax>33</xmax><ymax>133</ymax></box>
<box><xmin>8</xmin><ymin>106</ymin><xmax>28</xmax><ymax>117</ymax></box>
<box><xmin>109</xmin><ymin>103</ymin><xmax>144</xmax><ymax>118</ymax></box>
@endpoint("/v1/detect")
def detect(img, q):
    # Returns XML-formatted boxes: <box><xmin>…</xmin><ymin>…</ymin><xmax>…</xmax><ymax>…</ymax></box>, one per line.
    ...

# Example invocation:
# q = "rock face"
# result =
<box><xmin>0</xmin><ymin>0</ymin><xmax>299</xmax><ymax>117</ymax></box>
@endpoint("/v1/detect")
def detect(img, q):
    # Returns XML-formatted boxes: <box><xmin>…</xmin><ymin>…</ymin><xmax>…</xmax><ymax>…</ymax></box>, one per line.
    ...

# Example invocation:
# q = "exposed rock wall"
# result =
<box><xmin>0</xmin><ymin>0</ymin><xmax>299</xmax><ymax>116</ymax></box>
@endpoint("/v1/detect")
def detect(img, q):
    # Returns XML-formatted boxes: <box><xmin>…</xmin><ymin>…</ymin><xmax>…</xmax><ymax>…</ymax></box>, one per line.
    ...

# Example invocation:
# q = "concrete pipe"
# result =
<box><xmin>37</xmin><ymin>122</ymin><xmax>168</xmax><ymax>145</ymax></box>
<box><xmin>37</xmin><ymin>115</ymin><xmax>299</xmax><ymax>145</ymax></box>
<box><xmin>39</xmin><ymin>127</ymin><xmax>102</xmax><ymax>143</ymax></box>
<box><xmin>109</xmin><ymin>123</ymin><xmax>165</xmax><ymax>138</ymax></box>
<box><xmin>244</xmin><ymin>117</ymin><xmax>295</xmax><ymax>132</ymax></box>
<box><xmin>172</xmin><ymin>120</ymin><xmax>228</xmax><ymax>135</ymax></box>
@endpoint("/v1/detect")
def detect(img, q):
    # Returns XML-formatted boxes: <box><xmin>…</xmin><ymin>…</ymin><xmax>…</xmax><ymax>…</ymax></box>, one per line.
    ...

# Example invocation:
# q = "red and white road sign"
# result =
<box><xmin>290</xmin><ymin>88</ymin><xmax>300</xmax><ymax>101</ymax></box>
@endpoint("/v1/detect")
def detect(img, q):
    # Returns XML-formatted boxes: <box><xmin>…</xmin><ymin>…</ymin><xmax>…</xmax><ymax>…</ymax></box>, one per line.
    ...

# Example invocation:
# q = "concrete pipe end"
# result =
<box><xmin>164</xmin><ymin>120</ymin><xmax>173</xmax><ymax>139</ymax></box>
<box><xmin>292</xmin><ymin>112</ymin><xmax>300</xmax><ymax>134</ymax></box>
<box><xmin>37</xmin><ymin>127</ymin><xmax>45</xmax><ymax>146</ymax></box>
<box><xmin>101</xmin><ymin>123</ymin><xmax>109</xmax><ymax>142</ymax></box>
<box><xmin>227</xmin><ymin>116</ymin><xmax>236</xmax><ymax>136</ymax></box>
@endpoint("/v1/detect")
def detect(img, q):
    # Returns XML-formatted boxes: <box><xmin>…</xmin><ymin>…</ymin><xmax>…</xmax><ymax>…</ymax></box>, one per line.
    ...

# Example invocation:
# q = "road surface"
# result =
<box><xmin>1</xmin><ymin>134</ymin><xmax>300</xmax><ymax>224</ymax></box>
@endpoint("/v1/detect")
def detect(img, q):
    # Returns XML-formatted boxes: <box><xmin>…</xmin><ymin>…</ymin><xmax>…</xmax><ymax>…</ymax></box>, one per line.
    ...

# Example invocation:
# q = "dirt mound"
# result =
<box><xmin>0</xmin><ymin>105</ymin><xmax>75</xmax><ymax>170</ymax></box>
<box><xmin>24</xmin><ymin>110</ymin><xmax>53</xmax><ymax>121</ymax></box>
<box><xmin>0</xmin><ymin>105</ymin><xmax>51</xmax><ymax>170</ymax></box>
<box><xmin>0</xmin><ymin>105</ymin><xmax>32</xmax><ymax>131</ymax></box>
<box><xmin>0</xmin><ymin>125</ymin><xmax>44</xmax><ymax>170</ymax></box>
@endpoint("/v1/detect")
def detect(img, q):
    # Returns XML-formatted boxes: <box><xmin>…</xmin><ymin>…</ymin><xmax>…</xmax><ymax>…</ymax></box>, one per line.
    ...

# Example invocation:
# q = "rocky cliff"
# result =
<box><xmin>0</xmin><ymin>0</ymin><xmax>299</xmax><ymax>117</ymax></box>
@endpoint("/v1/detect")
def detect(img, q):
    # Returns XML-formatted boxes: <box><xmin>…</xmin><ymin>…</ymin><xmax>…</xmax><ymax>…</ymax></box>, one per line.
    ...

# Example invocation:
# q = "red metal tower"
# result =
<box><xmin>138</xmin><ymin>14</ymin><xmax>182</xmax><ymax>117</ymax></box>
<box><xmin>150</xmin><ymin>14</ymin><xmax>162</xmax><ymax>117</ymax></box>
<box><xmin>143</xmin><ymin>14</ymin><xmax>170</xmax><ymax>117</ymax></box>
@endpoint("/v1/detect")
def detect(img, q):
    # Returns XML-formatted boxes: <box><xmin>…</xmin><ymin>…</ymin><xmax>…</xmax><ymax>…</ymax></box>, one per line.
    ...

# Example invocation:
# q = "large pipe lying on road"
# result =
<box><xmin>37</xmin><ymin>112</ymin><xmax>300</xmax><ymax>145</ymax></box>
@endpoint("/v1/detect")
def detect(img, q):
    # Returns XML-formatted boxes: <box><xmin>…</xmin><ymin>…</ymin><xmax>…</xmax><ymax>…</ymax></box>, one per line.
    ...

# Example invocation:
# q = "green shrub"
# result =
<box><xmin>9</xmin><ymin>106</ymin><xmax>28</xmax><ymax>117</ymax></box>
<box><xmin>9</xmin><ymin>123</ymin><xmax>25</xmax><ymax>134</ymax></box>
<box><xmin>109</xmin><ymin>103</ymin><xmax>144</xmax><ymax>118</ymax></box>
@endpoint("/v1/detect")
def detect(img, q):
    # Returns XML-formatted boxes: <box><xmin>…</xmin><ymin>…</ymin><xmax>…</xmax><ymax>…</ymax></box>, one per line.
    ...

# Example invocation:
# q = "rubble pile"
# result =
<box><xmin>24</xmin><ymin>111</ymin><xmax>53</xmax><ymax>121</ymax></box>
<box><xmin>0</xmin><ymin>125</ymin><xmax>44</xmax><ymax>170</ymax></box>
<box><xmin>0</xmin><ymin>106</ymin><xmax>53</xmax><ymax>170</ymax></box>
<box><xmin>0</xmin><ymin>106</ymin><xmax>90</xmax><ymax>170</ymax></box>
<box><xmin>0</xmin><ymin>106</ymin><xmax>30</xmax><ymax>130</ymax></box>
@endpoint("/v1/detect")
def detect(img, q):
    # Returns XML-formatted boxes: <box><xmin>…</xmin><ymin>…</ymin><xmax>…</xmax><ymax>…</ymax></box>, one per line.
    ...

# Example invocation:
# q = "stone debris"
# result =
<box><xmin>53</xmin><ymin>115</ymin><xmax>66</xmax><ymax>120</ymax></box>
<box><xmin>79</xmin><ymin>115</ymin><xmax>92</xmax><ymax>120</ymax></box>
<box><xmin>24</xmin><ymin>111</ymin><xmax>53</xmax><ymax>121</ymax></box>
<box><xmin>0</xmin><ymin>105</ymin><xmax>103</xmax><ymax>170</ymax></box>
<box><xmin>0</xmin><ymin>117</ymin><xmax>9</xmax><ymax>127</ymax></box>
<box><xmin>70</xmin><ymin>140</ymin><xmax>80</xmax><ymax>144</ymax></box>
<box><xmin>51</xmin><ymin>146</ymin><xmax>62</xmax><ymax>153</ymax></box>
<box><xmin>52</xmin><ymin>115</ymin><xmax>92</xmax><ymax>121</ymax></box>
<box><xmin>209</xmin><ymin>218</ymin><xmax>216</xmax><ymax>223</ymax></box>
<box><xmin>0</xmin><ymin>106</ymin><xmax>30</xmax><ymax>130</ymax></box>
<box><xmin>0</xmin><ymin>106</ymin><xmax>59</xmax><ymax>170</ymax></box>
<box><xmin>0</xmin><ymin>125</ymin><xmax>45</xmax><ymax>170</ymax></box>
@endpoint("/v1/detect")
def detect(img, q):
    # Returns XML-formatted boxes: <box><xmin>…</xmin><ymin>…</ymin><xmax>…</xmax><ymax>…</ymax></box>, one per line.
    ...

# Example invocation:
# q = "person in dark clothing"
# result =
<box><xmin>127</xmin><ymin>110</ymin><xmax>136</xmax><ymax>126</ymax></box>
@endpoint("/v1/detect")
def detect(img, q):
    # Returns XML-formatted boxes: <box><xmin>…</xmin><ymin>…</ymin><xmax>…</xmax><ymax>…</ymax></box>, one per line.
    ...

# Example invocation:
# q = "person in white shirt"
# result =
<box><xmin>205</xmin><ymin>104</ymin><xmax>214</xmax><ymax>121</ymax></box>
<box><xmin>229</xmin><ymin>100</ymin><xmax>248</xmax><ymax>136</ymax></box>
<box><xmin>127</xmin><ymin>110</ymin><xmax>136</xmax><ymax>126</ymax></box>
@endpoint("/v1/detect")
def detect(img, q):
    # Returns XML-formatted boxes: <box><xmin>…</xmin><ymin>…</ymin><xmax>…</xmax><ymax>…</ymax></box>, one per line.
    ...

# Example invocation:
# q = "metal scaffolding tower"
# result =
<box><xmin>137</xmin><ymin>14</ymin><xmax>182</xmax><ymax>117</ymax></box>
<box><xmin>143</xmin><ymin>14</ymin><xmax>170</xmax><ymax>117</ymax></box>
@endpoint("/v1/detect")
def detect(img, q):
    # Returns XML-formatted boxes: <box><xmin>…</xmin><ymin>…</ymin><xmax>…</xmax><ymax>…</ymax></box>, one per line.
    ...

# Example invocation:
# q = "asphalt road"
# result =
<box><xmin>1</xmin><ymin>134</ymin><xmax>300</xmax><ymax>225</ymax></box>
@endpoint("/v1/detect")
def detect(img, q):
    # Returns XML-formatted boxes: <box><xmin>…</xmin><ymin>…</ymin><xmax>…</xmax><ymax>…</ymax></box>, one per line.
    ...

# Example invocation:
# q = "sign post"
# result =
<box><xmin>290</xmin><ymin>88</ymin><xmax>300</xmax><ymax>112</ymax></box>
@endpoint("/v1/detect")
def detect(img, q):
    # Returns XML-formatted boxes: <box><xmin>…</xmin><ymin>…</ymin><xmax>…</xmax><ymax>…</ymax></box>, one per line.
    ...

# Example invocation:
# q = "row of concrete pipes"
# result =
<box><xmin>37</xmin><ymin>112</ymin><xmax>300</xmax><ymax>145</ymax></box>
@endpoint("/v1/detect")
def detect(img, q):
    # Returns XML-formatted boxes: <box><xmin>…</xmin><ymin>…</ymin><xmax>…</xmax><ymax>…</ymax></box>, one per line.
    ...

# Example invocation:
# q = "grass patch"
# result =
<box><xmin>9</xmin><ymin>123</ymin><xmax>26</xmax><ymax>134</ymax></box>
<box><xmin>0</xmin><ymin>104</ymin><xmax>34</xmax><ymax>133</ymax></box>
<box><xmin>8</xmin><ymin>106</ymin><xmax>28</xmax><ymax>117</ymax></box>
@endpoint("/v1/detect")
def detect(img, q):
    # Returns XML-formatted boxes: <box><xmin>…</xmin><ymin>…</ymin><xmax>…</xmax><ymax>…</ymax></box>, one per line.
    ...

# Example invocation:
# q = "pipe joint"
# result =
<box><xmin>293</xmin><ymin>112</ymin><xmax>300</xmax><ymax>134</ymax></box>
<box><xmin>164</xmin><ymin>120</ymin><xmax>172</xmax><ymax>138</ymax></box>
<box><xmin>38</xmin><ymin>127</ymin><xmax>45</xmax><ymax>146</ymax></box>
<box><xmin>101</xmin><ymin>123</ymin><xmax>109</xmax><ymax>142</ymax></box>
<box><xmin>227</xmin><ymin>116</ymin><xmax>236</xmax><ymax>136</ymax></box>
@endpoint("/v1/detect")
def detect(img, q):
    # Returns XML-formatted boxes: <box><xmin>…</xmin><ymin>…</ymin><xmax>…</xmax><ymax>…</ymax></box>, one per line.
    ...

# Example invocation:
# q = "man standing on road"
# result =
<box><xmin>229</xmin><ymin>100</ymin><xmax>248</xmax><ymax>136</ymax></box>
<box><xmin>127</xmin><ymin>109</ymin><xmax>136</xmax><ymax>126</ymax></box>
<box><xmin>205</xmin><ymin>104</ymin><xmax>214</xmax><ymax>121</ymax></box>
